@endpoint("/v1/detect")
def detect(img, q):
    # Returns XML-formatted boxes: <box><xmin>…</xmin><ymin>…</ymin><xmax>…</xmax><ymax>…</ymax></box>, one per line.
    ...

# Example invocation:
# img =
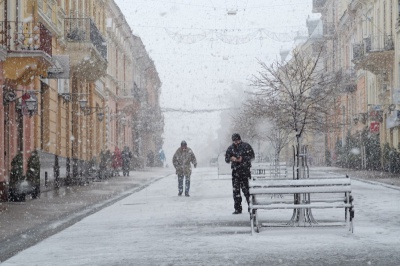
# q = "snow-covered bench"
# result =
<box><xmin>249</xmin><ymin>177</ymin><xmax>354</xmax><ymax>234</ymax></box>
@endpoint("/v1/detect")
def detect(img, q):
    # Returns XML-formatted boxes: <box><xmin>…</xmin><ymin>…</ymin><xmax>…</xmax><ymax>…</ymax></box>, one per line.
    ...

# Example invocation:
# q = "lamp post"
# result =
<box><xmin>2</xmin><ymin>89</ymin><xmax>39</xmax><ymax>188</ymax></box>
<box><xmin>79</xmin><ymin>105</ymin><xmax>105</xmax><ymax>171</ymax></box>
<box><xmin>59</xmin><ymin>92</ymin><xmax>88</xmax><ymax>183</ymax></box>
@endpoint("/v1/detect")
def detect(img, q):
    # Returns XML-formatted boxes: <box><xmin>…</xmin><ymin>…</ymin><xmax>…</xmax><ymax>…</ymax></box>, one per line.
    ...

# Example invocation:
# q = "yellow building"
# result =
<box><xmin>0</xmin><ymin>0</ymin><xmax>55</xmax><ymax>199</ymax></box>
<box><xmin>37</xmin><ymin>0</ymin><xmax>108</xmax><ymax>182</ymax></box>
<box><xmin>0</xmin><ymin>0</ymin><xmax>163</xmax><ymax>200</ymax></box>
<box><xmin>315</xmin><ymin>0</ymin><xmax>398</xmax><ymax>168</ymax></box>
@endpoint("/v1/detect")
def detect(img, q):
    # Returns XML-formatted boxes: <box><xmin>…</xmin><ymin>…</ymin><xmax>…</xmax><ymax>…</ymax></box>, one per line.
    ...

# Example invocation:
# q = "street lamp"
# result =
<box><xmin>120</xmin><ymin>116</ymin><xmax>126</xmax><ymax>125</ymax></box>
<box><xmin>80</xmin><ymin>105</ymin><xmax>105</xmax><ymax>122</ymax></box>
<box><xmin>97</xmin><ymin>111</ymin><xmax>104</xmax><ymax>122</ymax></box>
<box><xmin>25</xmin><ymin>96</ymin><xmax>37</xmax><ymax>112</ymax></box>
<box><xmin>79</xmin><ymin>98</ymin><xmax>88</xmax><ymax>111</ymax></box>
<box><xmin>3</xmin><ymin>90</ymin><xmax>38</xmax><ymax>116</ymax></box>
<box><xmin>60</xmin><ymin>93</ymin><xmax>89</xmax><ymax>106</ymax></box>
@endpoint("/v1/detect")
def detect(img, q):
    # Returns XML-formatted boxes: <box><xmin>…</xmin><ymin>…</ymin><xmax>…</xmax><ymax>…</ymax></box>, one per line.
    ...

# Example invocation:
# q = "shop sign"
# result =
<box><xmin>370</xmin><ymin>122</ymin><xmax>380</xmax><ymax>133</ymax></box>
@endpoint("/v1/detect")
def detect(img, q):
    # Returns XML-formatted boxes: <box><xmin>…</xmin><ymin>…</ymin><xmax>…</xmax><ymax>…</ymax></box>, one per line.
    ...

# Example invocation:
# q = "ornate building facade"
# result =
<box><xmin>0</xmin><ymin>0</ymin><xmax>163</xmax><ymax>201</ymax></box>
<box><xmin>313</xmin><ymin>0</ymin><xmax>399</xmax><ymax>166</ymax></box>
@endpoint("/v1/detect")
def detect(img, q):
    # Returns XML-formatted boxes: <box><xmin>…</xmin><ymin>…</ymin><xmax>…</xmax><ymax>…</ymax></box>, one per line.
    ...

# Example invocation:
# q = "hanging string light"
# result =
<box><xmin>164</xmin><ymin>28</ymin><xmax>307</xmax><ymax>44</ymax></box>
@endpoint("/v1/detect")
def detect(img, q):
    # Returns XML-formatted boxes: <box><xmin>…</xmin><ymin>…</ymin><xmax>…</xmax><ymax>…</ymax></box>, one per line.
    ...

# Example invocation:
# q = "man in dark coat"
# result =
<box><xmin>225</xmin><ymin>133</ymin><xmax>255</xmax><ymax>214</ymax></box>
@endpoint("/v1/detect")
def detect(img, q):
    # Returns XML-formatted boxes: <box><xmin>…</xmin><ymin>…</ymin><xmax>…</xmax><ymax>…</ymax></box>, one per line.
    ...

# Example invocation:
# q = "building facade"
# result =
<box><xmin>314</xmin><ymin>0</ymin><xmax>398</xmax><ymax>167</ymax></box>
<box><xmin>0</xmin><ymin>0</ymin><xmax>163</xmax><ymax>201</ymax></box>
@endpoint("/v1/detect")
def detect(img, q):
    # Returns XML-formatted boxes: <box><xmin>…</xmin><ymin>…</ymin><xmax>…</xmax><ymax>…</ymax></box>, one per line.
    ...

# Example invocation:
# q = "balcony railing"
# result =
<box><xmin>353</xmin><ymin>35</ymin><xmax>394</xmax><ymax>60</ymax></box>
<box><xmin>352</xmin><ymin>43</ymin><xmax>364</xmax><ymax>60</ymax></box>
<box><xmin>0</xmin><ymin>21</ymin><xmax>52</xmax><ymax>55</ymax></box>
<box><xmin>37</xmin><ymin>0</ymin><xmax>53</xmax><ymax>21</ymax></box>
<box><xmin>364</xmin><ymin>34</ymin><xmax>394</xmax><ymax>53</ymax></box>
<box><xmin>38</xmin><ymin>0</ymin><xmax>66</xmax><ymax>37</ymax></box>
<box><xmin>119</xmin><ymin>84</ymin><xmax>135</xmax><ymax>97</ymax></box>
<box><xmin>64</xmin><ymin>18</ymin><xmax>107</xmax><ymax>60</ymax></box>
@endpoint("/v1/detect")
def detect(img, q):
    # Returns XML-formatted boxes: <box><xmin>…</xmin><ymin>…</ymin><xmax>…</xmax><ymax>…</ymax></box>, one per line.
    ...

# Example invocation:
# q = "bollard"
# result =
<box><xmin>45</xmin><ymin>172</ymin><xmax>48</xmax><ymax>187</ymax></box>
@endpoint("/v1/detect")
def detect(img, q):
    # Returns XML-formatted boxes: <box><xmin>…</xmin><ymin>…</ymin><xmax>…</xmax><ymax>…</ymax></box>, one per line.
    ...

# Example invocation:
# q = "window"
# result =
<box><xmin>398</xmin><ymin>0</ymin><xmax>400</xmax><ymax>18</ymax></box>
<box><xmin>58</xmin><ymin>79</ymin><xmax>70</xmax><ymax>94</ymax></box>
<box><xmin>95</xmin><ymin>80</ymin><xmax>104</xmax><ymax>93</ymax></box>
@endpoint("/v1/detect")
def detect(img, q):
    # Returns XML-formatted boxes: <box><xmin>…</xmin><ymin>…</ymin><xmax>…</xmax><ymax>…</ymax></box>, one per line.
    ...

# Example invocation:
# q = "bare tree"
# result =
<box><xmin>249</xmin><ymin>48</ymin><xmax>340</xmax><ymax>179</ymax></box>
<box><xmin>263</xmin><ymin>122</ymin><xmax>292</xmax><ymax>166</ymax></box>
<box><xmin>231</xmin><ymin>108</ymin><xmax>259</xmax><ymax>142</ymax></box>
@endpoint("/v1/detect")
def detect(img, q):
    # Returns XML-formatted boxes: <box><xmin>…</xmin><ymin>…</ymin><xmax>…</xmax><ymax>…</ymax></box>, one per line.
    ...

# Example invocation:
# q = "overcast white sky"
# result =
<box><xmin>114</xmin><ymin>0</ymin><xmax>316</xmax><ymax>164</ymax></box>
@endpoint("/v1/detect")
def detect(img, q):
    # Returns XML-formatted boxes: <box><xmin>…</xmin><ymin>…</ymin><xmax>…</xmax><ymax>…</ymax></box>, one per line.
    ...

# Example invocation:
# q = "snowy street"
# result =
<box><xmin>3</xmin><ymin>167</ymin><xmax>400</xmax><ymax>266</ymax></box>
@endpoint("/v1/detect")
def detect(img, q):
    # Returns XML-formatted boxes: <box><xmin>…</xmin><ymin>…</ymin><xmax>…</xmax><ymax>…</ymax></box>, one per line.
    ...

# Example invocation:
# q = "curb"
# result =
<box><xmin>351</xmin><ymin>176</ymin><xmax>400</xmax><ymax>191</ymax></box>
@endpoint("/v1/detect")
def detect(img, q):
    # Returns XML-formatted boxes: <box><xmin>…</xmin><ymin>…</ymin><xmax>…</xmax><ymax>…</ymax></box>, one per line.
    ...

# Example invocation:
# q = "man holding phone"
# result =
<box><xmin>225</xmin><ymin>133</ymin><xmax>255</xmax><ymax>214</ymax></box>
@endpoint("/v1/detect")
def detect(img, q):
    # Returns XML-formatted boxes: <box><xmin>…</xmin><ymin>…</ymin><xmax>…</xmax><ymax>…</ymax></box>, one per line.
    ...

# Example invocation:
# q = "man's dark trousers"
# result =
<box><xmin>232</xmin><ymin>168</ymin><xmax>251</xmax><ymax>212</ymax></box>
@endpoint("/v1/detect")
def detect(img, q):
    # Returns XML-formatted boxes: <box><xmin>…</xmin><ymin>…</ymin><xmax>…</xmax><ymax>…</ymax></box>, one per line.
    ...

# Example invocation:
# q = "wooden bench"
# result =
<box><xmin>249</xmin><ymin>177</ymin><xmax>354</xmax><ymax>234</ymax></box>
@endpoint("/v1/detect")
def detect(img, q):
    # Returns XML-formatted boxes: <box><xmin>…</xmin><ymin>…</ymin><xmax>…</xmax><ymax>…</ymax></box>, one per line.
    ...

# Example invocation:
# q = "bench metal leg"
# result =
<box><xmin>349</xmin><ymin>220</ymin><xmax>354</xmax><ymax>233</ymax></box>
<box><xmin>305</xmin><ymin>208</ymin><xmax>317</xmax><ymax>225</ymax></box>
<box><xmin>349</xmin><ymin>207</ymin><xmax>354</xmax><ymax>233</ymax></box>
<box><xmin>250</xmin><ymin>208</ymin><xmax>260</xmax><ymax>235</ymax></box>
<box><xmin>254</xmin><ymin>210</ymin><xmax>260</xmax><ymax>233</ymax></box>
<box><xmin>250</xmin><ymin>211</ymin><xmax>255</xmax><ymax>235</ymax></box>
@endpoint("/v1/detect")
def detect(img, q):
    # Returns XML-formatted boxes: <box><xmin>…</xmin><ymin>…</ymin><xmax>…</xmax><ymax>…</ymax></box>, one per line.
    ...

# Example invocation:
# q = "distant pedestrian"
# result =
<box><xmin>225</xmin><ymin>133</ymin><xmax>255</xmax><ymax>214</ymax></box>
<box><xmin>112</xmin><ymin>147</ymin><xmax>122</xmax><ymax>176</ymax></box>
<box><xmin>147</xmin><ymin>151</ymin><xmax>155</xmax><ymax>167</ymax></box>
<box><xmin>173</xmin><ymin>140</ymin><xmax>197</xmax><ymax>197</ymax></box>
<box><xmin>121</xmin><ymin>146</ymin><xmax>132</xmax><ymax>176</ymax></box>
<box><xmin>159</xmin><ymin>149</ymin><xmax>166</xmax><ymax>167</ymax></box>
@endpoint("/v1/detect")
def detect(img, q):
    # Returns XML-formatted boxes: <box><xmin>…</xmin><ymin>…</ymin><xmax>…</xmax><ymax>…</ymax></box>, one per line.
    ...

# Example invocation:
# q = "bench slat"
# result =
<box><xmin>252</xmin><ymin>174</ymin><xmax>287</xmax><ymax>177</ymax></box>
<box><xmin>254</xmin><ymin>197</ymin><xmax>347</xmax><ymax>205</ymax></box>
<box><xmin>250</xmin><ymin>186</ymin><xmax>351</xmax><ymax>194</ymax></box>
<box><xmin>249</xmin><ymin>178</ymin><xmax>350</xmax><ymax>187</ymax></box>
<box><xmin>250</xmin><ymin>202</ymin><xmax>352</xmax><ymax>210</ymax></box>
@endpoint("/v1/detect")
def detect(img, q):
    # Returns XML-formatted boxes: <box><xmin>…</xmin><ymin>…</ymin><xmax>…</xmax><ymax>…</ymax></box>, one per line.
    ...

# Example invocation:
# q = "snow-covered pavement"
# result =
<box><xmin>3</xmin><ymin>167</ymin><xmax>400</xmax><ymax>266</ymax></box>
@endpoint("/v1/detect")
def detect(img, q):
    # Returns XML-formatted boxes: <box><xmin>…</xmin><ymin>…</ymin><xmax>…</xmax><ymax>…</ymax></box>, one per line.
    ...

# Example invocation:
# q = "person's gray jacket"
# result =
<box><xmin>173</xmin><ymin>147</ymin><xmax>197</xmax><ymax>176</ymax></box>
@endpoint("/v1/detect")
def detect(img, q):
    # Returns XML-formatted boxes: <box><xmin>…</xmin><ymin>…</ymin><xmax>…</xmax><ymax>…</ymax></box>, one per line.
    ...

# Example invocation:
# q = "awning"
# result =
<box><xmin>48</xmin><ymin>55</ymin><xmax>70</xmax><ymax>79</ymax></box>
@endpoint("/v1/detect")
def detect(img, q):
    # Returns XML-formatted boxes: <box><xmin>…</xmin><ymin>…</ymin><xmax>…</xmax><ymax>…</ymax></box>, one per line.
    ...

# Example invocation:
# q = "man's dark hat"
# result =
<box><xmin>181</xmin><ymin>140</ymin><xmax>187</xmax><ymax>146</ymax></box>
<box><xmin>232</xmin><ymin>133</ymin><xmax>241</xmax><ymax>141</ymax></box>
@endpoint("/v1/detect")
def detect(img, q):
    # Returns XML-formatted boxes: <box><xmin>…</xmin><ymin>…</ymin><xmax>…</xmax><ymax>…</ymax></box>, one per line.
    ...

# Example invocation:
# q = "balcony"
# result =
<box><xmin>0</xmin><ymin>21</ymin><xmax>53</xmax><ymax>84</ymax></box>
<box><xmin>312</xmin><ymin>0</ymin><xmax>327</xmax><ymax>13</ymax></box>
<box><xmin>352</xmin><ymin>43</ymin><xmax>364</xmax><ymax>60</ymax></box>
<box><xmin>117</xmin><ymin>82</ymin><xmax>140</xmax><ymax>111</ymax></box>
<box><xmin>352</xmin><ymin>35</ymin><xmax>394</xmax><ymax>75</ymax></box>
<box><xmin>117</xmin><ymin>81</ymin><xmax>134</xmax><ymax>98</ymax></box>
<box><xmin>65</xmin><ymin>18</ymin><xmax>107</xmax><ymax>80</ymax></box>
<box><xmin>38</xmin><ymin>0</ymin><xmax>66</xmax><ymax>39</ymax></box>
